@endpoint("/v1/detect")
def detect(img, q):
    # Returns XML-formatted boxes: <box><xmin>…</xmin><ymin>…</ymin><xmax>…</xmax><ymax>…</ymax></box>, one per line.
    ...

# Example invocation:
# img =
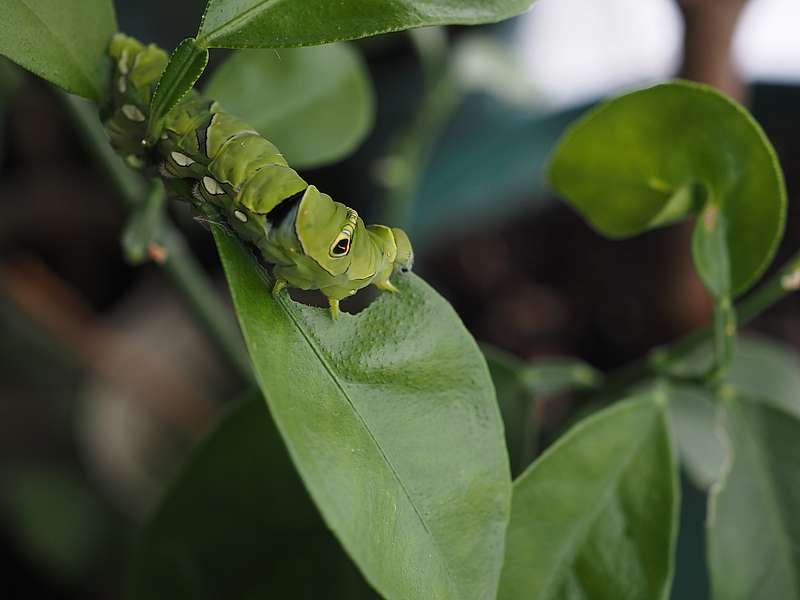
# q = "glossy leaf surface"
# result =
<box><xmin>211</xmin><ymin>229</ymin><xmax>511</xmax><ymax>600</ymax></box>
<box><xmin>707</xmin><ymin>398</ymin><xmax>800</xmax><ymax>600</ymax></box>
<box><xmin>148</xmin><ymin>37</ymin><xmax>209</xmax><ymax>137</ymax></box>
<box><xmin>205</xmin><ymin>44</ymin><xmax>373</xmax><ymax>168</ymax></box>
<box><xmin>0</xmin><ymin>0</ymin><xmax>116</xmax><ymax>101</ymax></box>
<box><xmin>129</xmin><ymin>394</ymin><xmax>377</xmax><ymax>598</ymax></box>
<box><xmin>549</xmin><ymin>81</ymin><xmax>785</xmax><ymax>295</ymax></box>
<box><xmin>197</xmin><ymin>0</ymin><xmax>539</xmax><ymax>49</ymax></box>
<box><xmin>498</xmin><ymin>390</ymin><xmax>678</xmax><ymax>600</ymax></box>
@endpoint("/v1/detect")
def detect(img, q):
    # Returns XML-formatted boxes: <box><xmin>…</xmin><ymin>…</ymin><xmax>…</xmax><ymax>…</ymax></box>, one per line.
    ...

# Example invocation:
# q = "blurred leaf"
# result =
<box><xmin>549</xmin><ymin>81</ymin><xmax>785</xmax><ymax>296</ymax></box>
<box><xmin>149</xmin><ymin>37</ymin><xmax>208</xmax><ymax>138</ymax></box>
<box><xmin>707</xmin><ymin>398</ymin><xmax>800</xmax><ymax>600</ymax></box>
<box><xmin>0</xmin><ymin>466</ymin><xmax>110</xmax><ymax>581</ymax></box>
<box><xmin>520</xmin><ymin>357</ymin><xmax>603</xmax><ymax>396</ymax></box>
<box><xmin>483</xmin><ymin>345</ymin><xmax>537</xmax><ymax>477</ymax></box>
<box><xmin>667</xmin><ymin>385</ymin><xmax>726</xmax><ymax>490</ymax></box>
<box><xmin>498</xmin><ymin>388</ymin><xmax>678</xmax><ymax>600</ymax></box>
<box><xmin>0</xmin><ymin>0</ymin><xmax>116</xmax><ymax>102</ymax></box>
<box><xmin>197</xmin><ymin>0</ymin><xmax>540</xmax><ymax>49</ymax></box>
<box><xmin>483</xmin><ymin>345</ymin><xmax>602</xmax><ymax>476</ymax></box>
<box><xmin>205</xmin><ymin>44</ymin><xmax>373</xmax><ymax>168</ymax></box>
<box><xmin>212</xmin><ymin>229</ymin><xmax>511</xmax><ymax>600</ymax></box>
<box><xmin>668</xmin><ymin>335</ymin><xmax>800</xmax><ymax>489</ymax></box>
<box><xmin>130</xmin><ymin>394</ymin><xmax>376</xmax><ymax>599</ymax></box>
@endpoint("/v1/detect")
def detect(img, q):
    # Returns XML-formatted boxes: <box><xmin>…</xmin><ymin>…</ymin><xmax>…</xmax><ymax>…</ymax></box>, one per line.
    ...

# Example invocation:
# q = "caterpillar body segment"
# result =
<box><xmin>103</xmin><ymin>35</ymin><xmax>413</xmax><ymax>319</ymax></box>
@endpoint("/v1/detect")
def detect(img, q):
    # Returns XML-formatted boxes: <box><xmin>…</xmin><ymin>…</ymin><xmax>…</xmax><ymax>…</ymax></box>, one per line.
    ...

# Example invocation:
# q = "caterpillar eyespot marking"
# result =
<box><xmin>104</xmin><ymin>35</ymin><xmax>414</xmax><ymax>320</ymax></box>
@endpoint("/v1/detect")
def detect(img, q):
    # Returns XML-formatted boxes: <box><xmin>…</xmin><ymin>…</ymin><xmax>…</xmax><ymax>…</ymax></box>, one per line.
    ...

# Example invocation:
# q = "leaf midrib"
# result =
<box><xmin>537</xmin><ymin>404</ymin><xmax>662</xmax><ymax>599</ymax></box>
<box><xmin>273</xmin><ymin>295</ymin><xmax>460</xmax><ymax>598</ymax></box>
<box><xmin>200</xmin><ymin>0</ymin><xmax>287</xmax><ymax>45</ymax></box>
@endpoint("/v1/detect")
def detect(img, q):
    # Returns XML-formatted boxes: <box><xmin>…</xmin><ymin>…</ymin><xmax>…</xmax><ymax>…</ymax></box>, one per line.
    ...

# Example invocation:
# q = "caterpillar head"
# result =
<box><xmin>294</xmin><ymin>186</ymin><xmax>360</xmax><ymax>277</ymax></box>
<box><xmin>391</xmin><ymin>227</ymin><xmax>414</xmax><ymax>274</ymax></box>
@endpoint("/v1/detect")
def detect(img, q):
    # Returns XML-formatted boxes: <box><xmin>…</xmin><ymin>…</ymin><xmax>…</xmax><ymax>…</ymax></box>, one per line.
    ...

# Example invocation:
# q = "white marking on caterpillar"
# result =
<box><xmin>202</xmin><ymin>176</ymin><xmax>225</xmax><ymax>195</ymax></box>
<box><xmin>234</xmin><ymin>210</ymin><xmax>248</xmax><ymax>223</ymax></box>
<box><xmin>170</xmin><ymin>152</ymin><xmax>195</xmax><ymax>167</ymax></box>
<box><xmin>117</xmin><ymin>76</ymin><xmax>126</xmax><ymax>94</ymax></box>
<box><xmin>122</xmin><ymin>104</ymin><xmax>145</xmax><ymax>122</ymax></box>
<box><xmin>781</xmin><ymin>268</ymin><xmax>800</xmax><ymax>290</ymax></box>
<box><xmin>161</xmin><ymin>133</ymin><xmax>169</xmax><ymax>140</ymax></box>
<box><xmin>118</xmin><ymin>50</ymin><xmax>129</xmax><ymax>75</ymax></box>
<box><xmin>205</xmin><ymin>114</ymin><xmax>219</xmax><ymax>158</ymax></box>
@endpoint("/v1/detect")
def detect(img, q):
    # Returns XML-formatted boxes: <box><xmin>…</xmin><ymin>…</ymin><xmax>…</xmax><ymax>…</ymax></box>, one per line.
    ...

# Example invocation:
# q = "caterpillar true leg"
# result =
<box><xmin>328</xmin><ymin>298</ymin><xmax>341</xmax><ymax>321</ymax></box>
<box><xmin>272</xmin><ymin>278</ymin><xmax>287</xmax><ymax>297</ymax></box>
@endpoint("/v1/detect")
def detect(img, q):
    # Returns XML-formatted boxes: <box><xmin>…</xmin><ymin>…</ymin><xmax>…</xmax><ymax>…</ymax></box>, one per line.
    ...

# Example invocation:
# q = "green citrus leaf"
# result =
<box><xmin>498</xmin><ymin>388</ymin><xmax>679</xmax><ymax>600</ymax></box>
<box><xmin>707</xmin><ymin>398</ymin><xmax>800</xmax><ymax>600</ymax></box>
<box><xmin>211</xmin><ymin>229</ymin><xmax>511</xmax><ymax>600</ymax></box>
<box><xmin>667</xmin><ymin>335</ymin><xmax>800</xmax><ymax>489</ymax></box>
<box><xmin>205</xmin><ymin>44</ymin><xmax>373</xmax><ymax>168</ymax></box>
<box><xmin>0</xmin><ymin>0</ymin><xmax>117</xmax><ymax>102</ymax></box>
<box><xmin>149</xmin><ymin>37</ymin><xmax>209</xmax><ymax>138</ymax></box>
<box><xmin>129</xmin><ymin>394</ymin><xmax>377</xmax><ymax>598</ymax></box>
<box><xmin>549</xmin><ymin>81</ymin><xmax>786</xmax><ymax>296</ymax></box>
<box><xmin>197</xmin><ymin>0</ymin><xmax>540</xmax><ymax>49</ymax></box>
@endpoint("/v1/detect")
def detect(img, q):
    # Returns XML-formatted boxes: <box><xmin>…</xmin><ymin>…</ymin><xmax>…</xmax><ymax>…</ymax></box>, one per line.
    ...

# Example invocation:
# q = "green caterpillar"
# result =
<box><xmin>102</xmin><ymin>34</ymin><xmax>413</xmax><ymax>319</ymax></box>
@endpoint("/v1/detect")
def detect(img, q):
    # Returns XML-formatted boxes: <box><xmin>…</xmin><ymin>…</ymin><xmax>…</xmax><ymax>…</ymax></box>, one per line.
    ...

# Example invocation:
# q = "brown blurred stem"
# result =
<box><xmin>678</xmin><ymin>0</ymin><xmax>749</xmax><ymax>100</ymax></box>
<box><xmin>62</xmin><ymin>93</ymin><xmax>252</xmax><ymax>381</ymax></box>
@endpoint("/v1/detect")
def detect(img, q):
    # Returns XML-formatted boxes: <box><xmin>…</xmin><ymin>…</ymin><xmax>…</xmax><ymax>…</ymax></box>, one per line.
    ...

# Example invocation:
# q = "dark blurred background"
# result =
<box><xmin>1</xmin><ymin>0</ymin><xmax>799</xmax><ymax>597</ymax></box>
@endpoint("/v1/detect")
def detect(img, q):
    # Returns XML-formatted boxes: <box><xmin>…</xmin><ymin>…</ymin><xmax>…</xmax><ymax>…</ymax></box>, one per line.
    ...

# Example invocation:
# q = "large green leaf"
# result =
<box><xmin>205</xmin><ymin>44</ymin><xmax>373</xmax><ymax>168</ymax></box>
<box><xmin>211</xmin><ymin>229</ymin><xmax>511</xmax><ymax>600</ymax></box>
<box><xmin>668</xmin><ymin>335</ymin><xmax>800</xmax><ymax>489</ymax></box>
<box><xmin>549</xmin><ymin>81</ymin><xmax>786</xmax><ymax>296</ymax></box>
<box><xmin>196</xmin><ymin>0</ymin><xmax>539</xmax><ymax>49</ymax></box>
<box><xmin>0</xmin><ymin>0</ymin><xmax>116</xmax><ymax>102</ymax></box>
<box><xmin>129</xmin><ymin>394</ymin><xmax>377</xmax><ymax>599</ymax></box>
<box><xmin>498</xmin><ymin>389</ymin><xmax>679</xmax><ymax>600</ymax></box>
<box><xmin>707</xmin><ymin>398</ymin><xmax>800</xmax><ymax>600</ymax></box>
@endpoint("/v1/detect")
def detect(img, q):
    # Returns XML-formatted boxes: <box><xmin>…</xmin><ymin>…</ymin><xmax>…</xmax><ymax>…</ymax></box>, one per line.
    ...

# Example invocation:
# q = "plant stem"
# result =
<box><xmin>62</xmin><ymin>93</ymin><xmax>252</xmax><ymax>380</ymax></box>
<box><xmin>604</xmin><ymin>250</ymin><xmax>800</xmax><ymax>396</ymax></box>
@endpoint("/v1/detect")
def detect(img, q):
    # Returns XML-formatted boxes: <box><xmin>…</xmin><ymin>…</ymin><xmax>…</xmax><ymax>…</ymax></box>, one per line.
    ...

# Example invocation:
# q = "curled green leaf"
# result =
<box><xmin>549</xmin><ymin>81</ymin><xmax>786</xmax><ymax>296</ymax></box>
